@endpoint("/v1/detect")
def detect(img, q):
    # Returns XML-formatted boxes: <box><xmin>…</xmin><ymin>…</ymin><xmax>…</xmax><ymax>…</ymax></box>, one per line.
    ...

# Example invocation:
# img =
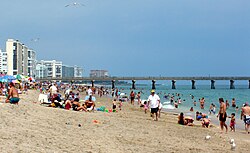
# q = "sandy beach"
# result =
<box><xmin>0</xmin><ymin>90</ymin><xmax>249</xmax><ymax>153</ymax></box>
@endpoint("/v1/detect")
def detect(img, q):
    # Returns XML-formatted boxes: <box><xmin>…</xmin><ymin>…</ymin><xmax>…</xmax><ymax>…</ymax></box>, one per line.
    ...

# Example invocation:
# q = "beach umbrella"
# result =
<box><xmin>0</xmin><ymin>77</ymin><xmax>7</xmax><ymax>82</ymax></box>
<box><xmin>12</xmin><ymin>80</ymin><xmax>20</xmax><ymax>84</ymax></box>
<box><xmin>15</xmin><ymin>74</ymin><xmax>23</xmax><ymax>80</ymax></box>
<box><xmin>3</xmin><ymin>75</ymin><xmax>16</xmax><ymax>82</ymax></box>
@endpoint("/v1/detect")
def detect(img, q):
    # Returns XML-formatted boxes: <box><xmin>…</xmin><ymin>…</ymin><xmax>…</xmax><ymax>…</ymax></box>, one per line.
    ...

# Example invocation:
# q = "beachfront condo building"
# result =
<box><xmin>74</xmin><ymin>65</ymin><xmax>83</xmax><ymax>77</ymax></box>
<box><xmin>36</xmin><ymin>60</ymin><xmax>62</xmax><ymax>78</ymax></box>
<box><xmin>28</xmin><ymin>49</ymin><xmax>36</xmax><ymax>78</ymax></box>
<box><xmin>0</xmin><ymin>49</ymin><xmax>8</xmax><ymax>74</ymax></box>
<box><xmin>61</xmin><ymin>65</ymin><xmax>83</xmax><ymax>78</ymax></box>
<box><xmin>90</xmin><ymin>70</ymin><xmax>109</xmax><ymax>78</ymax></box>
<box><xmin>6</xmin><ymin>39</ymin><xmax>36</xmax><ymax>76</ymax></box>
<box><xmin>62</xmin><ymin>65</ymin><xmax>74</xmax><ymax>77</ymax></box>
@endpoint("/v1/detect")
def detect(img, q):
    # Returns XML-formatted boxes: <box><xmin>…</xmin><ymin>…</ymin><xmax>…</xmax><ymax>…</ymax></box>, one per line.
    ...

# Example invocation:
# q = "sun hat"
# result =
<box><xmin>151</xmin><ymin>90</ymin><xmax>155</xmax><ymax>93</ymax></box>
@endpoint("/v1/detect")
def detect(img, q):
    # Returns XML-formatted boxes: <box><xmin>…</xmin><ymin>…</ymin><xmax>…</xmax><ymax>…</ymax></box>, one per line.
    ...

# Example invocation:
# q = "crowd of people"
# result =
<box><xmin>2</xmin><ymin>80</ymin><xmax>250</xmax><ymax>134</ymax></box>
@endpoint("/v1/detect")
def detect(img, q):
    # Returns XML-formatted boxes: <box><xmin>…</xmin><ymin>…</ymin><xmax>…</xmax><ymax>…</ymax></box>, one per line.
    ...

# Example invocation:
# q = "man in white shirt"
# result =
<box><xmin>49</xmin><ymin>83</ymin><xmax>58</xmax><ymax>103</ymax></box>
<box><xmin>87</xmin><ymin>86</ymin><xmax>92</xmax><ymax>96</ymax></box>
<box><xmin>148</xmin><ymin>90</ymin><xmax>160</xmax><ymax>121</ymax></box>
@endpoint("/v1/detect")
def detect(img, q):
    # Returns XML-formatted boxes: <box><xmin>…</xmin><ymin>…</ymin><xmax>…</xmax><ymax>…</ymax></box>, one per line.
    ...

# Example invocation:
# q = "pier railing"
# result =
<box><xmin>37</xmin><ymin>76</ymin><xmax>250</xmax><ymax>89</ymax></box>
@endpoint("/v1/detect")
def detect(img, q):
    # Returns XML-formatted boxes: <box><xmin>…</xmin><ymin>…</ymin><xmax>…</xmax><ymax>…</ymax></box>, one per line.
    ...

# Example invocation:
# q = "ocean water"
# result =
<box><xmin>114</xmin><ymin>84</ymin><xmax>250</xmax><ymax>119</ymax></box>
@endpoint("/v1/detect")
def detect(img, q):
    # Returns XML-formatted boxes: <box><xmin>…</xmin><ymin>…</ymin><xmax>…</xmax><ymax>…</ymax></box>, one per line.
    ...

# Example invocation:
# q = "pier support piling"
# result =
<box><xmin>172</xmin><ymin>80</ymin><xmax>176</xmax><ymax>89</ymax></box>
<box><xmin>230</xmin><ymin>80</ymin><xmax>235</xmax><ymax>89</ymax></box>
<box><xmin>132</xmin><ymin>80</ymin><xmax>136</xmax><ymax>89</ymax></box>
<box><xmin>91</xmin><ymin>80</ymin><xmax>95</xmax><ymax>87</ymax></box>
<box><xmin>112</xmin><ymin>80</ymin><xmax>115</xmax><ymax>89</ymax></box>
<box><xmin>191</xmin><ymin>80</ymin><xmax>196</xmax><ymax>89</ymax></box>
<box><xmin>152</xmin><ymin>80</ymin><xmax>156</xmax><ymax>89</ymax></box>
<box><xmin>211</xmin><ymin>80</ymin><xmax>215</xmax><ymax>89</ymax></box>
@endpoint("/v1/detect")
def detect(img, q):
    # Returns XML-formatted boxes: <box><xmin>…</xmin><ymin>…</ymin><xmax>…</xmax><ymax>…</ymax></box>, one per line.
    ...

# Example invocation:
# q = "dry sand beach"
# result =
<box><xmin>0</xmin><ymin>90</ymin><xmax>249</xmax><ymax>153</ymax></box>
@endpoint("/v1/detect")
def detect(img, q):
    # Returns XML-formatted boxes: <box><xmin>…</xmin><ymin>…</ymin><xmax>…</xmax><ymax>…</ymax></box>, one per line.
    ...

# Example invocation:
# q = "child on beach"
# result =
<box><xmin>201</xmin><ymin>118</ymin><xmax>211</xmax><ymax>128</ymax></box>
<box><xmin>112</xmin><ymin>99</ymin><xmax>117</xmax><ymax>111</ymax></box>
<box><xmin>229</xmin><ymin>113</ymin><xmax>236</xmax><ymax>132</ymax></box>
<box><xmin>118</xmin><ymin>100</ymin><xmax>122</xmax><ymax>110</ymax></box>
<box><xmin>158</xmin><ymin>103</ymin><xmax>162</xmax><ymax>118</ymax></box>
<box><xmin>143</xmin><ymin>101</ymin><xmax>148</xmax><ymax>114</ymax></box>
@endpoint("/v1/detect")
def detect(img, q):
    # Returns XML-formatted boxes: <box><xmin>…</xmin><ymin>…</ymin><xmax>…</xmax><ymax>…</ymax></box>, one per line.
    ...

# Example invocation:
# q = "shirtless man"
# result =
<box><xmin>200</xmin><ymin>97</ymin><xmax>205</xmax><ymax>109</ymax></box>
<box><xmin>5</xmin><ymin>82</ymin><xmax>20</xmax><ymax>104</ymax></box>
<box><xmin>217</xmin><ymin>98</ymin><xmax>228</xmax><ymax>133</ymax></box>
<box><xmin>232</xmin><ymin>98</ymin><xmax>236</xmax><ymax>107</ymax></box>
<box><xmin>241</xmin><ymin>103</ymin><xmax>250</xmax><ymax>134</ymax></box>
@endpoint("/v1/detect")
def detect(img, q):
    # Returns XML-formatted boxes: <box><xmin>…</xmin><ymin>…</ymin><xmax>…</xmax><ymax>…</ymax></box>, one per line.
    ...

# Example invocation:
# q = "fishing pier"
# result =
<box><xmin>37</xmin><ymin>76</ymin><xmax>250</xmax><ymax>89</ymax></box>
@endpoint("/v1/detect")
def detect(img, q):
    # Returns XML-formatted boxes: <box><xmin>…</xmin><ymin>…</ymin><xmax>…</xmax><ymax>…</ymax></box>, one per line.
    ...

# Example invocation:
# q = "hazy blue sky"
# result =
<box><xmin>0</xmin><ymin>0</ymin><xmax>250</xmax><ymax>77</ymax></box>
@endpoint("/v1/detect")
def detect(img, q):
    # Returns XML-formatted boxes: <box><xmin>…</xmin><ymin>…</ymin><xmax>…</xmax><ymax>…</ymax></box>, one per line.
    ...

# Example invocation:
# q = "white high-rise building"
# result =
<box><xmin>6</xmin><ymin>39</ymin><xmax>32</xmax><ymax>76</ymax></box>
<box><xmin>36</xmin><ymin>60</ymin><xmax>62</xmax><ymax>78</ymax></box>
<box><xmin>28</xmin><ymin>49</ymin><xmax>36</xmax><ymax>77</ymax></box>
<box><xmin>0</xmin><ymin>49</ymin><xmax>8</xmax><ymax>74</ymax></box>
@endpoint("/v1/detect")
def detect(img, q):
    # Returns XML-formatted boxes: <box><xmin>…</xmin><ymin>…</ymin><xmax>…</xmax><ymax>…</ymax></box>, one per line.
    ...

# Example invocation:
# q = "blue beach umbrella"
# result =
<box><xmin>3</xmin><ymin>75</ymin><xmax>16</xmax><ymax>82</ymax></box>
<box><xmin>0</xmin><ymin>77</ymin><xmax>8</xmax><ymax>82</ymax></box>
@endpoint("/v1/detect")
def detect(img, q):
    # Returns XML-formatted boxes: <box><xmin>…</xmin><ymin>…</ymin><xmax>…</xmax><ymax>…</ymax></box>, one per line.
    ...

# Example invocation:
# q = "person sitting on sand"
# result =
<box><xmin>201</xmin><ymin>118</ymin><xmax>211</xmax><ymax>128</ymax></box>
<box><xmin>72</xmin><ymin>98</ymin><xmax>86</xmax><ymax>111</ymax></box>
<box><xmin>84</xmin><ymin>95</ymin><xmax>95</xmax><ymax>111</ymax></box>
<box><xmin>5</xmin><ymin>82</ymin><xmax>20</xmax><ymax>104</ymax></box>
<box><xmin>178</xmin><ymin>112</ymin><xmax>194</xmax><ymax>126</ymax></box>
<box><xmin>196</xmin><ymin>112</ymin><xmax>202</xmax><ymax>121</ymax></box>
<box><xmin>64</xmin><ymin>100</ymin><xmax>72</xmax><ymax>110</ymax></box>
<box><xmin>178</xmin><ymin>112</ymin><xmax>186</xmax><ymax>125</ymax></box>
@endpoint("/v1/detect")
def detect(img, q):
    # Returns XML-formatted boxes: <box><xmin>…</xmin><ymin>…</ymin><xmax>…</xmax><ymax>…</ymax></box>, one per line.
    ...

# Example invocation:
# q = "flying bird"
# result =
<box><xmin>65</xmin><ymin>2</ymin><xmax>85</xmax><ymax>7</ymax></box>
<box><xmin>31</xmin><ymin>38</ymin><xmax>40</xmax><ymax>42</ymax></box>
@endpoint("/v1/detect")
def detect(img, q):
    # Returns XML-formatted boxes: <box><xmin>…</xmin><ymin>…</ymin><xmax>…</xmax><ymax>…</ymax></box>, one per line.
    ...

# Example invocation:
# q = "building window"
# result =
<box><xmin>13</xmin><ymin>43</ymin><xmax>17</xmax><ymax>70</ymax></box>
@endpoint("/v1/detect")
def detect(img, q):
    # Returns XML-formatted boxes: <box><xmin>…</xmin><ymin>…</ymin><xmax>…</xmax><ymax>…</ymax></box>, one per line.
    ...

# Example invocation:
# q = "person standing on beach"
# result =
<box><xmin>241</xmin><ymin>103</ymin><xmax>250</xmax><ymax>134</ymax></box>
<box><xmin>87</xmin><ymin>86</ymin><xmax>92</xmax><ymax>96</ymax></box>
<box><xmin>147</xmin><ymin>90</ymin><xmax>160</xmax><ymax>121</ymax></box>
<box><xmin>49</xmin><ymin>83</ymin><xmax>58</xmax><ymax>103</ymax></box>
<box><xmin>130</xmin><ymin>91</ymin><xmax>135</xmax><ymax>105</ymax></box>
<box><xmin>217</xmin><ymin>98</ymin><xmax>228</xmax><ymax>133</ymax></box>
<box><xmin>137</xmin><ymin>91</ymin><xmax>141</xmax><ymax>105</ymax></box>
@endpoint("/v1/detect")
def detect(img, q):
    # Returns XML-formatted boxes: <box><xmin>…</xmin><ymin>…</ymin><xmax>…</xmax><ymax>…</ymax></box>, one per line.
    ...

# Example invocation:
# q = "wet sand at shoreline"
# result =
<box><xmin>0</xmin><ymin>90</ymin><xmax>249</xmax><ymax>153</ymax></box>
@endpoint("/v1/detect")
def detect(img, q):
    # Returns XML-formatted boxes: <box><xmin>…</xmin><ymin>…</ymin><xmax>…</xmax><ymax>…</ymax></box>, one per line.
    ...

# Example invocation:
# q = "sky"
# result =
<box><xmin>0</xmin><ymin>0</ymin><xmax>250</xmax><ymax>77</ymax></box>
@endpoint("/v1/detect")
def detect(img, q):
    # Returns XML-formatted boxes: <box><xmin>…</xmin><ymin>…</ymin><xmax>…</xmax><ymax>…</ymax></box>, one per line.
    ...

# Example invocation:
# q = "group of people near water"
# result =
<box><xmin>3</xmin><ymin>81</ymin><xmax>250</xmax><ymax>134</ymax></box>
<box><xmin>124</xmin><ymin>88</ymin><xmax>250</xmax><ymax>134</ymax></box>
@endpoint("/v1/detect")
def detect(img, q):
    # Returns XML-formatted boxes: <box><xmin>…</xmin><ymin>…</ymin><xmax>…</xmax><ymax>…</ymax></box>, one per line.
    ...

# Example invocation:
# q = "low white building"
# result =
<box><xmin>74</xmin><ymin>65</ymin><xmax>83</xmax><ymax>77</ymax></box>
<box><xmin>36</xmin><ymin>60</ymin><xmax>62</xmax><ymax>78</ymax></box>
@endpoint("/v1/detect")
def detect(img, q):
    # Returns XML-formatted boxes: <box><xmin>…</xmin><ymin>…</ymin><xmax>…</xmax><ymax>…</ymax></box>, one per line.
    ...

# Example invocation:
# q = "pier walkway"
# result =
<box><xmin>37</xmin><ymin>76</ymin><xmax>250</xmax><ymax>89</ymax></box>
